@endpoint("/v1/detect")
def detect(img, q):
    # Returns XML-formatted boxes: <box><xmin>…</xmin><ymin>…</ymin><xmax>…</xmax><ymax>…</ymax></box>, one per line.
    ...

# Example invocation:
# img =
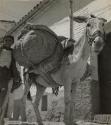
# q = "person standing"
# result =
<box><xmin>0</xmin><ymin>35</ymin><xmax>21</xmax><ymax>124</ymax></box>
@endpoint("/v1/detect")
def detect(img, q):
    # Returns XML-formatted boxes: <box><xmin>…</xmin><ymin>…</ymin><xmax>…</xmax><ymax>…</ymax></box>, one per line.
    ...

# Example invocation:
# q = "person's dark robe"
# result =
<box><xmin>98</xmin><ymin>32</ymin><xmax>111</xmax><ymax>113</ymax></box>
<box><xmin>0</xmin><ymin>48</ymin><xmax>21</xmax><ymax>116</ymax></box>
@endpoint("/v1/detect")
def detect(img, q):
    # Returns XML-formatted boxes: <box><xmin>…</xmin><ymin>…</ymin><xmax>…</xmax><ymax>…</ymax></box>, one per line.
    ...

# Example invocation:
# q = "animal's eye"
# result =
<box><xmin>87</xmin><ymin>23</ymin><xmax>91</xmax><ymax>27</ymax></box>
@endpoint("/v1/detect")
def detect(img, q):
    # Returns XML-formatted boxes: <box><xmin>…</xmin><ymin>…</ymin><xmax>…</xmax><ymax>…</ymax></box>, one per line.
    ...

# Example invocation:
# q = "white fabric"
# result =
<box><xmin>0</xmin><ymin>49</ymin><xmax>11</xmax><ymax>68</ymax></box>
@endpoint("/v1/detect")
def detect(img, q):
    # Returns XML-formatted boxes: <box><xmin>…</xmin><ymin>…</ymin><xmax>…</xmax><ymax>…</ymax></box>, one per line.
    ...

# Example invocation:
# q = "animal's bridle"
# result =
<box><xmin>86</xmin><ymin>29</ymin><xmax>106</xmax><ymax>46</ymax></box>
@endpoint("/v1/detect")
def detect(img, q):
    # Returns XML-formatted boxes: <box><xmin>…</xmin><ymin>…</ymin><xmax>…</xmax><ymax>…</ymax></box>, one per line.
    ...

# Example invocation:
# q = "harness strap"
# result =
<box><xmin>86</xmin><ymin>30</ymin><xmax>106</xmax><ymax>46</ymax></box>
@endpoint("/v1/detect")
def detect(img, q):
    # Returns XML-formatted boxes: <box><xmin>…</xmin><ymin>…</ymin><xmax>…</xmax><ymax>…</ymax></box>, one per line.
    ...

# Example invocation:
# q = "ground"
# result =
<box><xmin>25</xmin><ymin>77</ymin><xmax>100</xmax><ymax>123</ymax></box>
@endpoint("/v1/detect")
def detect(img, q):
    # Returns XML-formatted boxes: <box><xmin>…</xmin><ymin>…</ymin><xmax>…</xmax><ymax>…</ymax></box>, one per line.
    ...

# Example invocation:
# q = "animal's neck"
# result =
<box><xmin>90</xmin><ymin>50</ymin><xmax>98</xmax><ymax>80</ymax></box>
<box><xmin>69</xmin><ymin>30</ymin><xmax>90</xmax><ymax>63</ymax></box>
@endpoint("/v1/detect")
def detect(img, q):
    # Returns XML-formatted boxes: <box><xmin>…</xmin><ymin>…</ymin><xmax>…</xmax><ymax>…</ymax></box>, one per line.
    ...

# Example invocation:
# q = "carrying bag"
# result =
<box><xmin>13</xmin><ymin>25</ymin><xmax>60</xmax><ymax>68</ymax></box>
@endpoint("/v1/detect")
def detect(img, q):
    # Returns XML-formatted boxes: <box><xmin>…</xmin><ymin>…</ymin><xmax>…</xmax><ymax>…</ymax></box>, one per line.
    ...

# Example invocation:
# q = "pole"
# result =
<box><xmin>69</xmin><ymin>0</ymin><xmax>74</xmax><ymax>39</ymax></box>
<box><xmin>69</xmin><ymin>0</ymin><xmax>75</xmax><ymax>124</ymax></box>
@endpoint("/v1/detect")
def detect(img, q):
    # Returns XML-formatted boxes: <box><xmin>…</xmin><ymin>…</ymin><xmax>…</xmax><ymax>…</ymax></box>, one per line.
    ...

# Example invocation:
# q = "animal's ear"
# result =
<box><xmin>99</xmin><ymin>18</ymin><xmax>107</xmax><ymax>23</ymax></box>
<box><xmin>73</xmin><ymin>16</ymin><xmax>88</xmax><ymax>23</ymax></box>
<box><xmin>90</xmin><ymin>14</ymin><xmax>96</xmax><ymax>18</ymax></box>
<box><xmin>90</xmin><ymin>14</ymin><xmax>107</xmax><ymax>23</ymax></box>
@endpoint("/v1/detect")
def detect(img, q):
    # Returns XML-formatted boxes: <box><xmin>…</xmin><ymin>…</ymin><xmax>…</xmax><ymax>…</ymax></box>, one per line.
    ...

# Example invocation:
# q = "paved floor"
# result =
<box><xmin>5</xmin><ymin>121</ymin><xmax>110</xmax><ymax>125</ymax></box>
<box><xmin>5</xmin><ymin>121</ymin><xmax>65</xmax><ymax>125</ymax></box>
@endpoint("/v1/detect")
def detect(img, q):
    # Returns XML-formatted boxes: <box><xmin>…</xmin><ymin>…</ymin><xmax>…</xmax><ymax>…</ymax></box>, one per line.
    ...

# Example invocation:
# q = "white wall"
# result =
<box><xmin>12</xmin><ymin>0</ymin><xmax>93</xmax><ymax>41</ymax></box>
<box><xmin>0</xmin><ymin>21</ymin><xmax>15</xmax><ymax>38</ymax></box>
<box><xmin>29</xmin><ymin>0</ymin><xmax>93</xmax><ymax>26</ymax></box>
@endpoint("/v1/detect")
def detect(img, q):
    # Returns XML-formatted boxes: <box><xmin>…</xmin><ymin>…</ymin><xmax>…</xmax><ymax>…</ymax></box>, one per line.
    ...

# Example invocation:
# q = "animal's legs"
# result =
<box><xmin>13</xmin><ymin>99</ymin><xmax>26</xmax><ymax>121</ymax></box>
<box><xmin>22</xmin><ymin>73</ymin><xmax>31</xmax><ymax>104</ymax></box>
<box><xmin>33</xmin><ymin>83</ymin><xmax>46</xmax><ymax>125</ymax></box>
<box><xmin>70</xmin><ymin>80</ymin><xmax>78</xmax><ymax>124</ymax></box>
<box><xmin>64</xmin><ymin>80</ymin><xmax>72</xmax><ymax>125</ymax></box>
<box><xmin>21</xmin><ymin>73</ymin><xmax>31</xmax><ymax>121</ymax></box>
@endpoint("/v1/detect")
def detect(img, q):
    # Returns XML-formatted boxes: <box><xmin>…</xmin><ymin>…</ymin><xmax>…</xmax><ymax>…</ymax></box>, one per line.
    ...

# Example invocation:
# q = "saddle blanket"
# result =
<box><xmin>13</xmin><ymin>25</ymin><xmax>61</xmax><ymax>68</ymax></box>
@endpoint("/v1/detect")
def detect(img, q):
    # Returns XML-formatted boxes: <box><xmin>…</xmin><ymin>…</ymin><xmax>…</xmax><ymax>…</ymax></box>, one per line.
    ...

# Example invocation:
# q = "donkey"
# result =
<box><xmin>23</xmin><ymin>15</ymin><xmax>107</xmax><ymax>125</ymax></box>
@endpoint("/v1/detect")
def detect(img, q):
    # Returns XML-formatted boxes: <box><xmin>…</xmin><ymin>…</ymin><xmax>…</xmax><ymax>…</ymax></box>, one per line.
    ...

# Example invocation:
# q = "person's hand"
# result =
<box><xmin>68</xmin><ymin>38</ymin><xmax>75</xmax><ymax>45</ymax></box>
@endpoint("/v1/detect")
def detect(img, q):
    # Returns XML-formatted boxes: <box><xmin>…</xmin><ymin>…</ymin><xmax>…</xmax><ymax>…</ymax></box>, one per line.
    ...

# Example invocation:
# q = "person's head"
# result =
<box><xmin>3</xmin><ymin>35</ymin><xmax>14</xmax><ymax>49</ymax></box>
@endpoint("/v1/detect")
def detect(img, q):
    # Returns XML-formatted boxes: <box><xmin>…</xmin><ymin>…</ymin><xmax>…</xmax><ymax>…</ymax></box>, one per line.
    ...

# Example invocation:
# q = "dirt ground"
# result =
<box><xmin>26</xmin><ymin>78</ymin><xmax>100</xmax><ymax>122</ymax></box>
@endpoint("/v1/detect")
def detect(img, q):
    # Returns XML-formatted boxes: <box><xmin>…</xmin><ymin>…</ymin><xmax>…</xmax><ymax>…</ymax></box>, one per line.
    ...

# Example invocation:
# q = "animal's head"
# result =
<box><xmin>73</xmin><ymin>14</ymin><xmax>107</xmax><ymax>54</ymax></box>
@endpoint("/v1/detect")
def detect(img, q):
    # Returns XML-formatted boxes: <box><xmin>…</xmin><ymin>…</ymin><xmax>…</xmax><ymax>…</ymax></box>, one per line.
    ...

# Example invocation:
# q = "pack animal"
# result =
<box><xmin>16</xmin><ymin>15</ymin><xmax>107</xmax><ymax>125</ymax></box>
